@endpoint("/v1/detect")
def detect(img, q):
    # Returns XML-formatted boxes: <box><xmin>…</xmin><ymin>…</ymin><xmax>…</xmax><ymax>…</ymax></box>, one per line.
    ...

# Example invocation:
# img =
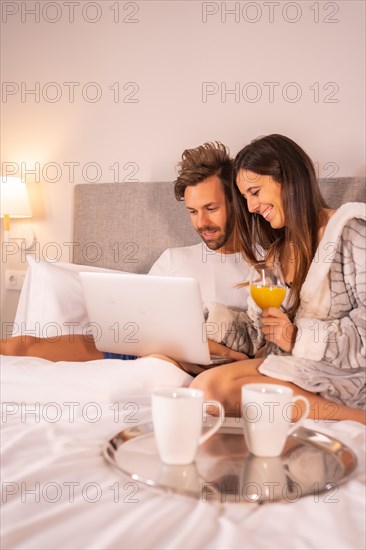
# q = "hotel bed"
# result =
<box><xmin>1</xmin><ymin>178</ymin><xmax>365</xmax><ymax>550</ymax></box>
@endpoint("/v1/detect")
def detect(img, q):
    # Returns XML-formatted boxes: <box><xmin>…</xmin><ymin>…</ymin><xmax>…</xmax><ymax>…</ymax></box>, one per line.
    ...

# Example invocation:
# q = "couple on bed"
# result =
<box><xmin>2</xmin><ymin>134</ymin><xmax>365</xmax><ymax>424</ymax></box>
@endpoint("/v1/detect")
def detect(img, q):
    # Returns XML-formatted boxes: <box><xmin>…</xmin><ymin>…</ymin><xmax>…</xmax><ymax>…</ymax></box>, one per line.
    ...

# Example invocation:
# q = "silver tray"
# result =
<box><xmin>103</xmin><ymin>419</ymin><xmax>357</xmax><ymax>503</ymax></box>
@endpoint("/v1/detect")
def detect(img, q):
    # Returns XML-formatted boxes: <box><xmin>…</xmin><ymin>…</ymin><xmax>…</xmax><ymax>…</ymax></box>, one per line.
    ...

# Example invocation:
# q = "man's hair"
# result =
<box><xmin>174</xmin><ymin>142</ymin><xmax>233</xmax><ymax>201</ymax></box>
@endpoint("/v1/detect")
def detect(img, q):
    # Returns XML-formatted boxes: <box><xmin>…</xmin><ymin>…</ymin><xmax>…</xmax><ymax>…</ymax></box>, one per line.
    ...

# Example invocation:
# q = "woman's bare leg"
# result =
<box><xmin>191</xmin><ymin>358</ymin><xmax>366</xmax><ymax>424</ymax></box>
<box><xmin>0</xmin><ymin>335</ymin><xmax>103</xmax><ymax>362</ymax></box>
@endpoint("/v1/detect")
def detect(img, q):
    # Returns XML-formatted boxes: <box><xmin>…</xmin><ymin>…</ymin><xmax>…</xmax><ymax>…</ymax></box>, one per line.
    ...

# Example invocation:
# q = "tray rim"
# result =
<box><xmin>103</xmin><ymin>420</ymin><xmax>358</xmax><ymax>504</ymax></box>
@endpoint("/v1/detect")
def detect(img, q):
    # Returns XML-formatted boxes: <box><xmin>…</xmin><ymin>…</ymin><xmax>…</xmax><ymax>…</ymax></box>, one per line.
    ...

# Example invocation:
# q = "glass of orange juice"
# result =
<box><xmin>249</xmin><ymin>262</ymin><xmax>286</xmax><ymax>353</ymax></box>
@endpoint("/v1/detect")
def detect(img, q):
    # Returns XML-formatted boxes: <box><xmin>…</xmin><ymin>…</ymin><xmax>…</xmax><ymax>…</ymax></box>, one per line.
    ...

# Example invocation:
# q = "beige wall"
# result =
<box><xmin>1</xmin><ymin>0</ymin><xmax>365</xmax><ymax>333</ymax></box>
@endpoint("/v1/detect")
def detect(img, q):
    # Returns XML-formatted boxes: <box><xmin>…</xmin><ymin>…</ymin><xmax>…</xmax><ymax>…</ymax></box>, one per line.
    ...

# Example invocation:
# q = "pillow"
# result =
<box><xmin>13</xmin><ymin>257</ymin><xmax>123</xmax><ymax>338</ymax></box>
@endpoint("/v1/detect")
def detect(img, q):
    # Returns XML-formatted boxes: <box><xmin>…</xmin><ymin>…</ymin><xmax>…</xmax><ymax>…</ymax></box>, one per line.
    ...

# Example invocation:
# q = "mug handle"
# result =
<box><xmin>199</xmin><ymin>400</ymin><xmax>224</xmax><ymax>444</ymax></box>
<box><xmin>288</xmin><ymin>395</ymin><xmax>310</xmax><ymax>435</ymax></box>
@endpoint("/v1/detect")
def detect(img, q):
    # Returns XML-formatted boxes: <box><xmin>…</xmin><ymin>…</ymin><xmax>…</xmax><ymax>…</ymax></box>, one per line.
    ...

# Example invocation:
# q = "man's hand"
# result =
<box><xmin>261</xmin><ymin>307</ymin><xmax>297</xmax><ymax>353</ymax></box>
<box><xmin>208</xmin><ymin>339</ymin><xmax>248</xmax><ymax>361</ymax></box>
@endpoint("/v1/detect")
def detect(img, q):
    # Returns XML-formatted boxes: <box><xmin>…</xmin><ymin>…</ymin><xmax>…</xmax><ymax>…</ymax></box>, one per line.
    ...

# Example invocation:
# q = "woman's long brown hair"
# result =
<box><xmin>232</xmin><ymin>134</ymin><xmax>329</xmax><ymax>319</ymax></box>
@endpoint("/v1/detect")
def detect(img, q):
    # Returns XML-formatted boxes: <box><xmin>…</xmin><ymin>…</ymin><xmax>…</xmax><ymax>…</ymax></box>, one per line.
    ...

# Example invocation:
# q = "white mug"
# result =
<box><xmin>241</xmin><ymin>383</ymin><xmax>310</xmax><ymax>457</ymax></box>
<box><xmin>152</xmin><ymin>387</ymin><xmax>224</xmax><ymax>465</ymax></box>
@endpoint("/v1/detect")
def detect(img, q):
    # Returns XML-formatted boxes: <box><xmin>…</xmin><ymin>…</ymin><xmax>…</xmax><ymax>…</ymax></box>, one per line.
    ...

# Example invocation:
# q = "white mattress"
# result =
<box><xmin>1</xmin><ymin>355</ymin><xmax>365</xmax><ymax>550</ymax></box>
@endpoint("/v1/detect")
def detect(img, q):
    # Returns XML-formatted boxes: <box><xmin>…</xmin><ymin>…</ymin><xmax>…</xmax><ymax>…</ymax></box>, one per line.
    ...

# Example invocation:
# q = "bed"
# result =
<box><xmin>2</xmin><ymin>178</ymin><xmax>366</xmax><ymax>550</ymax></box>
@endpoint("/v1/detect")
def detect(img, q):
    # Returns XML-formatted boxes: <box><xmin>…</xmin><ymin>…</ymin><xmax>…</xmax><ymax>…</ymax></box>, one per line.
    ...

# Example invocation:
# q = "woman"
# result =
<box><xmin>191</xmin><ymin>134</ymin><xmax>366</xmax><ymax>424</ymax></box>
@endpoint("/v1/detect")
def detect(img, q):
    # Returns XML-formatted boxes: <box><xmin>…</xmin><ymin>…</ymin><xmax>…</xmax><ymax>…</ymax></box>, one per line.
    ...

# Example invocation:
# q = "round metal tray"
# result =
<box><xmin>103</xmin><ymin>419</ymin><xmax>357</xmax><ymax>503</ymax></box>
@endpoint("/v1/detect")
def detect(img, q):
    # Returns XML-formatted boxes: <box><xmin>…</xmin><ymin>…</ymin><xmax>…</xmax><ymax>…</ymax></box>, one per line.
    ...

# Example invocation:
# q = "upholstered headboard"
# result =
<box><xmin>72</xmin><ymin>182</ymin><xmax>200</xmax><ymax>272</ymax></box>
<box><xmin>72</xmin><ymin>178</ymin><xmax>365</xmax><ymax>272</ymax></box>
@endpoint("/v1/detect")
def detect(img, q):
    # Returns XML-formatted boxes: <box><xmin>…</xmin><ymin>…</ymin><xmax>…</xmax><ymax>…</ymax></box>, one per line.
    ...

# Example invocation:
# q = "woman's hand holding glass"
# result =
<box><xmin>260</xmin><ymin>307</ymin><xmax>297</xmax><ymax>353</ymax></box>
<box><xmin>249</xmin><ymin>262</ymin><xmax>295</xmax><ymax>353</ymax></box>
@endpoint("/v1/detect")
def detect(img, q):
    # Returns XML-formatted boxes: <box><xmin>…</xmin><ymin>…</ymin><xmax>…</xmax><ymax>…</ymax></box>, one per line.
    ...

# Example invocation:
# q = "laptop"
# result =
<box><xmin>79</xmin><ymin>272</ymin><xmax>232</xmax><ymax>366</ymax></box>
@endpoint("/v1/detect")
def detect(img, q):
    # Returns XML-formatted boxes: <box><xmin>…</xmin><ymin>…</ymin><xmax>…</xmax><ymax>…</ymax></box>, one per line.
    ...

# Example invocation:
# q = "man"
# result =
<box><xmin>148</xmin><ymin>142</ymin><xmax>253</xmax><ymax>367</ymax></box>
<box><xmin>1</xmin><ymin>143</ymin><xmax>250</xmax><ymax>364</ymax></box>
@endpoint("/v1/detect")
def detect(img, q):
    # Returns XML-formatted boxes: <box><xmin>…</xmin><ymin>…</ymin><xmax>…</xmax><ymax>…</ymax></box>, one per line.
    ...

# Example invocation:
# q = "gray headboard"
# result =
<box><xmin>73</xmin><ymin>178</ymin><xmax>365</xmax><ymax>272</ymax></box>
<box><xmin>73</xmin><ymin>182</ymin><xmax>200</xmax><ymax>272</ymax></box>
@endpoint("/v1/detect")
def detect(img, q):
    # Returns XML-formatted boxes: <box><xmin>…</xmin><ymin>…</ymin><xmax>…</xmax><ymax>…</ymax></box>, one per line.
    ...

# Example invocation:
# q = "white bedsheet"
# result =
<box><xmin>1</xmin><ymin>355</ymin><xmax>365</xmax><ymax>550</ymax></box>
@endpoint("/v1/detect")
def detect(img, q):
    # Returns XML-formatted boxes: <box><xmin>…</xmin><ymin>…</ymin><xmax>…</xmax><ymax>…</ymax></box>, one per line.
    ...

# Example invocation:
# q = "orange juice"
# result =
<box><xmin>250</xmin><ymin>285</ymin><xmax>286</xmax><ymax>310</ymax></box>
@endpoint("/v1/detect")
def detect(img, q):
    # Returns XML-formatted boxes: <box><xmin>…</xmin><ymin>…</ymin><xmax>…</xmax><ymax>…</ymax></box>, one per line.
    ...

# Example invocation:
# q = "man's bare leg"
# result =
<box><xmin>0</xmin><ymin>335</ymin><xmax>103</xmax><ymax>362</ymax></box>
<box><xmin>1</xmin><ymin>340</ymin><xmax>204</xmax><ymax>370</ymax></box>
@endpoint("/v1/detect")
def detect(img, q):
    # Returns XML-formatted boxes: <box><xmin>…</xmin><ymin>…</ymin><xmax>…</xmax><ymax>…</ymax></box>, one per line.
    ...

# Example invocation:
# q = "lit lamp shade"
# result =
<box><xmin>1</xmin><ymin>176</ymin><xmax>32</xmax><ymax>244</ymax></box>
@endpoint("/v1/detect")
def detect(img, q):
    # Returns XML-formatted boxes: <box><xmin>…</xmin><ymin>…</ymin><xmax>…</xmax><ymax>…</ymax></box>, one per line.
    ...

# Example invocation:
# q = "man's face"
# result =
<box><xmin>184</xmin><ymin>175</ymin><xmax>233</xmax><ymax>251</ymax></box>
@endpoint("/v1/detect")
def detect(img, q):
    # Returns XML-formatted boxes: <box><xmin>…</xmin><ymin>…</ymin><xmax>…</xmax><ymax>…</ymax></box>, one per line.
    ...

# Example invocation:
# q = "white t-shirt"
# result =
<box><xmin>149</xmin><ymin>242</ymin><xmax>251</xmax><ymax>310</ymax></box>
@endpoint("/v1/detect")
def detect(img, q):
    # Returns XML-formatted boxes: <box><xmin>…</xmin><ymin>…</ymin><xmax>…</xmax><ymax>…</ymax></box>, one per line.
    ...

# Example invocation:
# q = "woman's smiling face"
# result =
<box><xmin>236</xmin><ymin>170</ymin><xmax>285</xmax><ymax>229</ymax></box>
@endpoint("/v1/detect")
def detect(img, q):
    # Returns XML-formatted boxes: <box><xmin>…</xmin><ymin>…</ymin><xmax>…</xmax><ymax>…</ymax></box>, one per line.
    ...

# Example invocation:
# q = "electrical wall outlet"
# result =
<box><xmin>5</xmin><ymin>270</ymin><xmax>27</xmax><ymax>291</ymax></box>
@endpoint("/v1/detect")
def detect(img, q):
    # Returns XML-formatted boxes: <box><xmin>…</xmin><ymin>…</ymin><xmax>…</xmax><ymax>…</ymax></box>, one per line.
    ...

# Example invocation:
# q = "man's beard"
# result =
<box><xmin>198</xmin><ymin>217</ymin><xmax>234</xmax><ymax>251</ymax></box>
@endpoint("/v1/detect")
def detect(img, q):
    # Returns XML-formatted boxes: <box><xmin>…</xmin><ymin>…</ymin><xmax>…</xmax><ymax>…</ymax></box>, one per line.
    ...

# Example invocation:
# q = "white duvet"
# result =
<box><xmin>1</xmin><ymin>355</ymin><xmax>365</xmax><ymax>550</ymax></box>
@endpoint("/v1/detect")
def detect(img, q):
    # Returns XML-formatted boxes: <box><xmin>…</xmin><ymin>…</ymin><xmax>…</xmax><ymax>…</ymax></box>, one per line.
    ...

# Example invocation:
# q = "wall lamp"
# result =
<box><xmin>0</xmin><ymin>176</ymin><xmax>35</xmax><ymax>249</ymax></box>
